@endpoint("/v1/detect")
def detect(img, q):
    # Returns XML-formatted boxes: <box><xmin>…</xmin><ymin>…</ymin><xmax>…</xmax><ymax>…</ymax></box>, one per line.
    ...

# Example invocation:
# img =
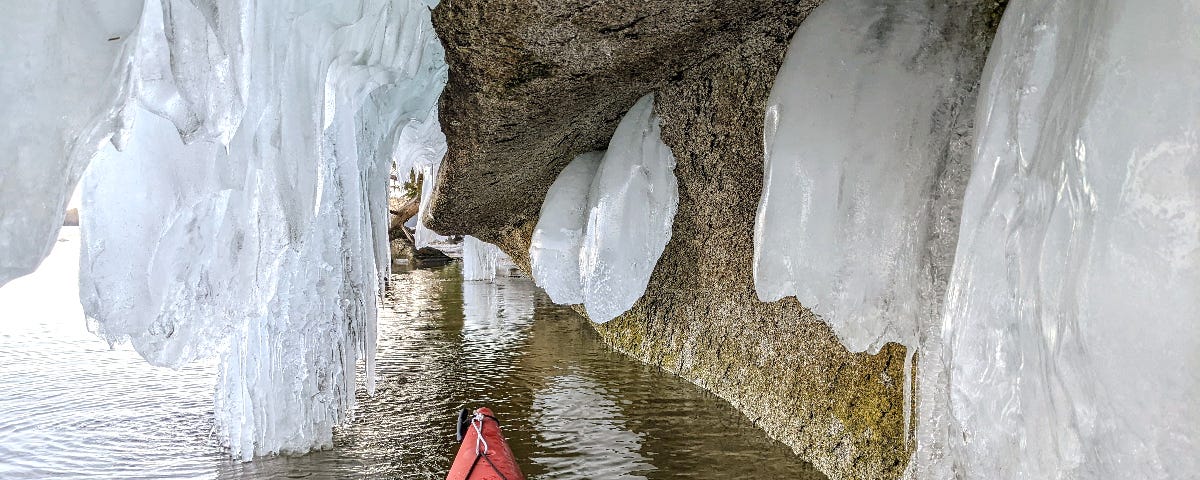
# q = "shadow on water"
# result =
<box><xmin>220</xmin><ymin>263</ymin><xmax>827</xmax><ymax>479</ymax></box>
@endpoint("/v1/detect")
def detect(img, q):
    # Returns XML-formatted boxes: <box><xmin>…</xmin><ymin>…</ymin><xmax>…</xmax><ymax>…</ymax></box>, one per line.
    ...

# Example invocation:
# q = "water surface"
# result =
<box><xmin>0</xmin><ymin>228</ymin><xmax>826</xmax><ymax>479</ymax></box>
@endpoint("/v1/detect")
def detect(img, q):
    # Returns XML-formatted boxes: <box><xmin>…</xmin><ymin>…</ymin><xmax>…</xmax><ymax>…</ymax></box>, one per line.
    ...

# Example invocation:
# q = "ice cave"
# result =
<box><xmin>0</xmin><ymin>0</ymin><xmax>1195</xmax><ymax>478</ymax></box>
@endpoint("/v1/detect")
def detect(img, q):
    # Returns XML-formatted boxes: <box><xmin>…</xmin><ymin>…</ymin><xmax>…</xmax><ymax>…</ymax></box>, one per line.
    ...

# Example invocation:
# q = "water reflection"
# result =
<box><xmin>0</xmin><ymin>232</ymin><xmax>826</xmax><ymax>479</ymax></box>
<box><xmin>462</xmin><ymin>277</ymin><xmax>536</xmax><ymax>358</ymax></box>
<box><xmin>531</xmin><ymin>373</ymin><xmax>653</xmax><ymax>479</ymax></box>
<box><xmin>0</xmin><ymin>229</ymin><xmax>219</xmax><ymax>480</ymax></box>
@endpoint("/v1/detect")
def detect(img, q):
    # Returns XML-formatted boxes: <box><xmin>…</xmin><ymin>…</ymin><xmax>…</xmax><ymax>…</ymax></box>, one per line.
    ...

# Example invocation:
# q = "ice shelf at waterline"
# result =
<box><xmin>529</xmin><ymin>94</ymin><xmax>679</xmax><ymax>322</ymax></box>
<box><xmin>2</xmin><ymin>0</ymin><xmax>448</xmax><ymax>459</ymax></box>
<box><xmin>755</xmin><ymin>0</ymin><xmax>1199</xmax><ymax>478</ymax></box>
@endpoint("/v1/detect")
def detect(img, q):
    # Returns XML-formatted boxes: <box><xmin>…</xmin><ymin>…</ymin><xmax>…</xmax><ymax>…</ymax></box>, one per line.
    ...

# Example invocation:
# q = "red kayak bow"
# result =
<box><xmin>446</xmin><ymin>407</ymin><xmax>525</xmax><ymax>480</ymax></box>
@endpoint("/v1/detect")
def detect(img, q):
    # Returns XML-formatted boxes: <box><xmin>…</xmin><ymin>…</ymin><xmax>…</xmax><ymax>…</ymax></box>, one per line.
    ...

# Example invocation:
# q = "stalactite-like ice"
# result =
<box><xmin>0</xmin><ymin>0</ymin><xmax>453</xmax><ymax>459</ymax></box>
<box><xmin>942</xmin><ymin>1</ymin><xmax>1200</xmax><ymax>477</ymax></box>
<box><xmin>529</xmin><ymin>151</ymin><xmax>604</xmax><ymax>304</ymax></box>
<box><xmin>530</xmin><ymin>94</ymin><xmax>677</xmax><ymax>323</ymax></box>
<box><xmin>462</xmin><ymin>236</ymin><xmax>508</xmax><ymax>282</ymax></box>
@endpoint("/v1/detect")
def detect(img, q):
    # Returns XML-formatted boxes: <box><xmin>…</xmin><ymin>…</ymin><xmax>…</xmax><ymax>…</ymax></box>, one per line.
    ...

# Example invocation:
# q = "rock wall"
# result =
<box><xmin>426</xmin><ymin>2</ymin><xmax>1003</xmax><ymax>478</ymax></box>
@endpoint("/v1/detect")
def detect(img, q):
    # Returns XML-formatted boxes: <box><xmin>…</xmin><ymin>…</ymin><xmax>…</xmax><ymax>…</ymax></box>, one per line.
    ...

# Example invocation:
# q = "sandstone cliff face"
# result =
<box><xmin>426</xmin><ymin>2</ymin><xmax>1001</xmax><ymax>478</ymax></box>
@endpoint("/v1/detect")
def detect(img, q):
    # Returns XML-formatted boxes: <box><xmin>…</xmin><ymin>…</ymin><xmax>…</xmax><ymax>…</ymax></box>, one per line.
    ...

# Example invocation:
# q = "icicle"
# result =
<box><xmin>462</xmin><ymin>236</ymin><xmax>507</xmax><ymax>282</ymax></box>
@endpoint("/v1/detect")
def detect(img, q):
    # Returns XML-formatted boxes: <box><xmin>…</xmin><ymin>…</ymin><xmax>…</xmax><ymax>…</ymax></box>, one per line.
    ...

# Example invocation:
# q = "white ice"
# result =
<box><xmin>462</xmin><ymin>236</ymin><xmax>509</xmax><ymax>282</ymax></box>
<box><xmin>756</xmin><ymin>0</ymin><xmax>1200</xmax><ymax>477</ymax></box>
<box><xmin>529</xmin><ymin>151</ymin><xmax>604</xmax><ymax>304</ymax></box>
<box><xmin>941</xmin><ymin>1</ymin><xmax>1200</xmax><ymax>478</ymax></box>
<box><xmin>0</xmin><ymin>0</ymin><xmax>142</xmax><ymax>287</ymax></box>
<box><xmin>752</xmin><ymin>0</ymin><xmax>973</xmax><ymax>355</ymax></box>
<box><xmin>392</xmin><ymin>108</ymin><xmax>450</xmax><ymax>249</ymax></box>
<box><xmin>578</xmin><ymin>93</ymin><xmax>678</xmax><ymax>322</ymax></box>
<box><xmin>1</xmin><ymin>0</ymin><xmax>448</xmax><ymax>459</ymax></box>
<box><xmin>531</xmin><ymin>93</ymin><xmax>678</xmax><ymax>323</ymax></box>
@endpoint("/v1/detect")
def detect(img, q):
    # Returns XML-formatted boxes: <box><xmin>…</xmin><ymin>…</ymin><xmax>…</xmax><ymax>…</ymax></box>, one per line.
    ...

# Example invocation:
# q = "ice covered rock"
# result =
<box><xmin>941</xmin><ymin>1</ymin><xmax>1200</xmax><ymax>477</ymax></box>
<box><xmin>529</xmin><ymin>151</ymin><xmax>604</xmax><ymax>304</ymax></box>
<box><xmin>755</xmin><ymin>0</ymin><xmax>1200</xmax><ymax>476</ymax></box>
<box><xmin>533</xmin><ymin>93</ymin><xmax>677</xmax><ymax>323</ymax></box>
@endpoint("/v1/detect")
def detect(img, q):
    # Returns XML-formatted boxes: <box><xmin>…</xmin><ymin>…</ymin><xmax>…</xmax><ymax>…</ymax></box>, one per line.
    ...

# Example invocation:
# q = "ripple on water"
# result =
<box><xmin>0</xmin><ymin>230</ymin><xmax>826</xmax><ymax>479</ymax></box>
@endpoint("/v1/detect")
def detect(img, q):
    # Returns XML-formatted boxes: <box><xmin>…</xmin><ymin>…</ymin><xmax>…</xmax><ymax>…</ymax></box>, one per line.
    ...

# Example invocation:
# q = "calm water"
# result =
<box><xmin>0</xmin><ymin>228</ymin><xmax>825</xmax><ymax>479</ymax></box>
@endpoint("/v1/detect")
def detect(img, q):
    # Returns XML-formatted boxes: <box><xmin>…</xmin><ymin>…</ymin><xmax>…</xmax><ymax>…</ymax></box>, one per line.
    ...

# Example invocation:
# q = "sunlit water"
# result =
<box><xmin>0</xmin><ymin>228</ymin><xmax>825</xmax><ymax>479</ymax></box>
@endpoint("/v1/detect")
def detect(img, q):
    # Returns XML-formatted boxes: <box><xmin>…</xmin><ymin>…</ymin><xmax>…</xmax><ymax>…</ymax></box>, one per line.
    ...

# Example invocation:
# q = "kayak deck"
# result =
<box><xmin>446</xmin><ymin>407</ymin><xmax>525</xmax><ymax>480</ymax></box>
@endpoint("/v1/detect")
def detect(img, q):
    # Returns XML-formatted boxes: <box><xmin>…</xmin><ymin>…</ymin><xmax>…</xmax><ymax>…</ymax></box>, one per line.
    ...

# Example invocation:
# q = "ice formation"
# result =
<box><xmin>756</xmin><ymin>0</ymin><xmax>1200</xmax><ymax>477</ymax></box>
<box><xmin>462</xmin><ymin>236</ymin><xmax>508</xmax><ymax>282</ymax></box>
<box><xmin>391</xmin><ymin>108</ymin><xmax>449</xmax><ymax>249</ymax></box>
<box><xmin>530</xmin><ymin>94</ymin><xmax>678</xmax><ymax>323</ymax></box>
<box><xmin>941</xmin><ymin>1</ymin><xmax>1200</xmax><ymax>477</ymax></box>
<box><xmin>0</xmin><ymin>0</ymin><xmax>448</xmax><ymax>459</ymax></box>
<box><xmin>580</xmin><ymin>94</ymin><xmax>678</xmax><ymax>323</ymax></box>
<box><xmin>753</xmin><ymin>0</ymin><xmax>976</xmax><ymax>355</ymax></box>
<box><xmin>0</xmin><ymin>1</ymin><xmax>142</xmax><ymax>287</ymax></box>
<box><xmin>528</xmin><ymin>151</ymin><xmax>604</xmax><ymax>304</ymax></box>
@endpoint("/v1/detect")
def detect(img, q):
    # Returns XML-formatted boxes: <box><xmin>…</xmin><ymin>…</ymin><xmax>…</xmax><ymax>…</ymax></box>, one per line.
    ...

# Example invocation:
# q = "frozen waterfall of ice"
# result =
<box><xmin>528</xmin><ymin>151</ymin><xmax>604</xmax><ymax>304</ymax></box>
<box><xmin>0</xmin><ymin>1</ymin><xmax>142</xmax><ymax>287</ymax></box>
<box><xmin>0</xmin><ymin>0</ymin><xmax>448</xmax><ymax>458</ymax></box>
<box><xmin>941</xmin><ymin>1</ymin><xmax>1200</xmax><ymax>477</ymax></box>
<box><xmin>462</xmin><ymin>236</ymin><xmax>509</xmax><ymax>282</ymax></box>
<box><xmin>530</xmin><ymin>94</ymin><xmax>678</xmax><ymax>323</ymax></box>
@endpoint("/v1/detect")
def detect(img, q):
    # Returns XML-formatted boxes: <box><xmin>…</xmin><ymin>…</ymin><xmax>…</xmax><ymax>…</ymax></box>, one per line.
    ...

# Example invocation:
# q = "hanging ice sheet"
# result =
<box><xmin>752</xmin><ymin>0</ymin><xmax>974</xmax><ymax>354</ymax></box>
<box><xmin>530</xmin><ymin>94</ymin><xmax>678</xmax><ymax>323</ymax></box>
<box><xmin>528</xmin><ymin>151</ymin><xmax>604</xmax><ymax>305</ymax></box>
<box><xmin>74</xmin><ymin>0</ymin><xmax>448</xmax><ymax>459</ymax></box>
<box><xmin>751</xmin><ymin>0</ymin><xmax>1017</xmax><ymax>473</ymax></box>
<box><xmin>462</xmin><ymin>235</ymin><xmax>508</xmax><ymax>282</ymax></box>
<box><xmin>942</xmin><ymin>1</ymin><xmax>1200</xmax><ymax>477</ymax></box>
<box><xmin>0</xmin><ymin>1</ymin><xmax>142</xmax><ymax>287</ymax></box>
<box><xmin>580</xmin><ymin>94</ymin><xmax>678</xmax><ymax>324</ymax></box>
